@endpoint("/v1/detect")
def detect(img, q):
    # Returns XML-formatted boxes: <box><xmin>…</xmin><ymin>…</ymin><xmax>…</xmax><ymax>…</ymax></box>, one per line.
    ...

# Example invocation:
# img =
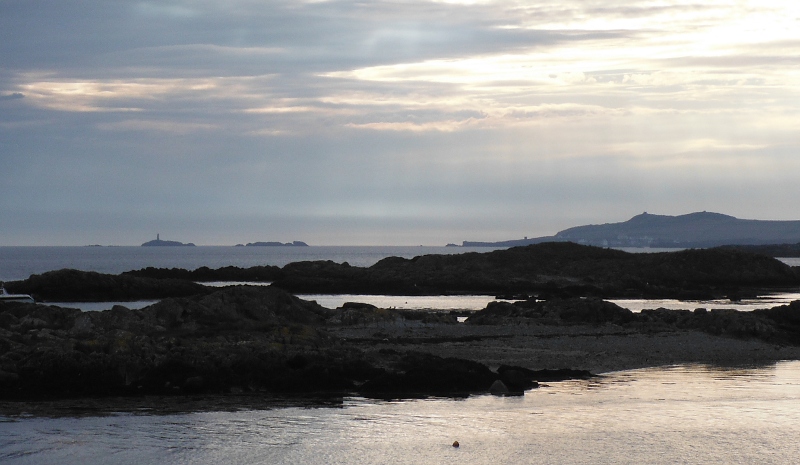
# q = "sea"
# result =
<box><xmin>3</xmin><ymin>246</ymin><xmax>800</xmax><ymax>464</ymax></box>
<box><xmin>3</xmin><ymin>362</ymin><xmax>800</xmax><ymax>464</ymax></box>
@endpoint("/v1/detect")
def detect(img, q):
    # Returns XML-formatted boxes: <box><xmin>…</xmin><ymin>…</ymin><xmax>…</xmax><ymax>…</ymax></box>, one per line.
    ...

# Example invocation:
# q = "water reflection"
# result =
<box><xmin>3</xmin><ymin>362</ymin><xmax>800</xmax><ymax>465</ymax></box>
<box><xmin>609</xmin><ymin>293</ymin><xmax>800</xmax><ymax>312</ymax></box>
<box><xmin>40</xmin><ymin>291</ymin><xmax>800</xmax><ymax>313</ymax></box>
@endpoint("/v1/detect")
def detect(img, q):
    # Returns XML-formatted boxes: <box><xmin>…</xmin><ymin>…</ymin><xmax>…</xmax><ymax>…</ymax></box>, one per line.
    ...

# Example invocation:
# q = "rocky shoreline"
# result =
<box><xmin>2</xmin><ymin>243</ymin><xmax>800</xmax><ymax>411</ymax></box>
<box><xmin>6</xmin><ymin>243</ymin><xmax>800</xmax><ymax>303</ymax></box>
<box><xmin>3</xmin><ymin>285</ymin><xmax>800</xmax><ymax>407</ymax></box>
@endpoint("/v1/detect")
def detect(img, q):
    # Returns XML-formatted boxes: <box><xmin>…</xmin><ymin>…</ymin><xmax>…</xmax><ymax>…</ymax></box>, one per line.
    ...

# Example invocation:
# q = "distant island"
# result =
<box><xmin>461</xmin><ymin>211</ymin><xmax>800</xmax><ymax>248</ymax></box>
<box><xmin>241</xmin><ymin>241</ymin><xmax>309</xmax><ymax>247</ymax></box>
<box><xmin>141</xmin><ymin>234</ymin><xmax>195</xmax><ymax>247</ymax></box>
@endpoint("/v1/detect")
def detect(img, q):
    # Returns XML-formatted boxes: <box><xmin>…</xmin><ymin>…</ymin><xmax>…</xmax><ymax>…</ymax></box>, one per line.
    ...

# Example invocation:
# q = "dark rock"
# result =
<box><xmin>466</xmin><ymin>298</ymin><xmax>633</xmax><ymax>326</ymax></box>
<box><xmin>360</xmin><ymin>353</ymin><xmax>496</xmax><ymax>397</ymax></box>
<box><xmin>267</xmin><ymin>242</ymin><xmax>799</xmax><ymax>298</ymax></box>
<box><xmin>6</xmin><ymin>269</ymin><xmax>208</xmax><ymax>302</ymax></box>
<box><xmin>101</xmin><ymin>242</ymin><xmax>800</xmax><ymax>300</ymax></box>
<box><xmin>183</xmin><ymin>376</ymin><xmax>205</xmax><ymax>393</ymax></box>
<box><xmin>489</xmin><ymin>379</ymin><xmax>510</xmax><ymax>395</ymax></box>
<box><xmin>0</xmin><ymin>287</ymin><xmax>345</xmax><ymax>399</ymax></box>
<box><xmin>2</xmin><ymin>288</ymin><xmax>502</xmax><ymax>400</ymax></box>
<box><xmin>124</xmin><ymin>265</ymin><xmax>282</xmax><ymax>283</ymax></box>
<box><xmin>496</xmin><ymin>366</ymin><xmax>539</xmax><ymax>392</ymax></box>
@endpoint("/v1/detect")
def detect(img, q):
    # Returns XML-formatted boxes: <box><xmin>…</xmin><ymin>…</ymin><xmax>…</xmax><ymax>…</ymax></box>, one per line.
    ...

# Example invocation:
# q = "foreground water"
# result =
<box><xmin>3</xmin><ymin>361</ymin><xmax>800</xmax><ymax>465</ymax></box>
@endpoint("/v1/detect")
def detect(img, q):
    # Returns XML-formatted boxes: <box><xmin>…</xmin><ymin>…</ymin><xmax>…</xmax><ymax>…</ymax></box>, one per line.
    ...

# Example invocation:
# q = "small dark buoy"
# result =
<box><xmin>452</xmin><ymin>441</ymin><xmax>460</xmax><ymax>448</ymax></box>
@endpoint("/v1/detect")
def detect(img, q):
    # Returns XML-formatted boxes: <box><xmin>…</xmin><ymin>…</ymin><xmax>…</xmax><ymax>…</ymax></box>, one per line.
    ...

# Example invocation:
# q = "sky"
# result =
<box><xmin>2</xmin><ymin>0</ymin><xmax>800</xmax><ymax>246</ymax></box>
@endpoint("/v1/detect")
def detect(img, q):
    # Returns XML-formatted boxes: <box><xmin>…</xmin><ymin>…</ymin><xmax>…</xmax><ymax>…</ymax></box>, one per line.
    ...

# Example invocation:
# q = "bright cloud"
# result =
<box><xmin>2</xmin><ymin>0</ymin><xmax>800</xmax><ymax>245</ymax></box>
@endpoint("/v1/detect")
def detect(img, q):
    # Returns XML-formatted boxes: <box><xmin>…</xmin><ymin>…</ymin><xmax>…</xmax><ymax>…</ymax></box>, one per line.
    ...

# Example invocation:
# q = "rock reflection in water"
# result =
<box><xmin>3</xmin><ymin>361</ymin><xmax>800</xmax><ymax>465</ymax></box>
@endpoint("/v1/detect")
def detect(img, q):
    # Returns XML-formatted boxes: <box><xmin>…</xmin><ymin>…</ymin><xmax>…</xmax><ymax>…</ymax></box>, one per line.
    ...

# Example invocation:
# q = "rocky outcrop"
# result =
<box><xmin>5</xmin><ymin>283</ymin><xmax>800</xmax><ymax>402</ymax></box>
<box><xmin>0</xmin><ymin>287</ymin><xmax>561</xmax><ymax>400</ymax></box>
<box><xmin>359</xmin><ymin>352</ymin><xmax>500</xmax><ymax>397</ymax></box>
<box><xmin>466</xmin><ymin>298</ymin><xmax>635</xmax><ymax>326</ymax></box>
<box><xmin>467</xmin><ymin>297</ymin><xmax>800</xmax><ymax>346</ymax></box>
<box><xmin>118</xmin><ymin>243</ymin><xmax>800</xmax><ymax>300</ymax></box>
<box><xmin>0</xmin><ymin>287</ymin><xmax>355</xmax><ymax>399</ymax></box>
<box><xmin>5</xmin><ymin>269</ymin><xmax>208</xmax><ymax>302</ymax></box>
<box><xmin>124</xmin><ymin>265</ymin><xmax>282</xmax><ymax>283</ymax></box>
<box><xmin>268</xmin><ymin>243</ymin><xmax>799</xmax><ymax>297</ymax></box>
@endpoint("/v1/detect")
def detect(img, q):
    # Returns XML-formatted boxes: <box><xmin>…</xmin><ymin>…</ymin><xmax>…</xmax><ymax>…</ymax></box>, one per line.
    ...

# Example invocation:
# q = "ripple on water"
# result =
<box><xmin>3</xmin><ymin>361</ymin><xmax>800</xmax><ymax>464</ymax></box>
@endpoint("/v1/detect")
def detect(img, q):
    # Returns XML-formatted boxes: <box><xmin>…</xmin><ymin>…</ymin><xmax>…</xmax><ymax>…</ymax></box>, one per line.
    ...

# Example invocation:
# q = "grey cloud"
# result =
<box><xmin>0</xmin><ymin>0</ymin><xmax>632</xmax><ymax>79</ymax></box>
<box><xmin>2</xmin><ymin>0</ymin><xmax>800</xmax><ymax>246</ymax></box>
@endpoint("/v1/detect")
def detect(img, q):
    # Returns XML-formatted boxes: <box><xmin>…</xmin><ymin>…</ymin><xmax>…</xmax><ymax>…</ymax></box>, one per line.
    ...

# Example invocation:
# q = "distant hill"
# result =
<box><xmin>462</xmin><ymin>212</ymin><xmax>800</xmax><ymax>248</ymax></box>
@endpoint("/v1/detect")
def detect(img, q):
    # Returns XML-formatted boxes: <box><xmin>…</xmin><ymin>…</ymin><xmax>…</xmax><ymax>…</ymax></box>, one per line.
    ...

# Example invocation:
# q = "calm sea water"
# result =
<box><xmin>0</xmin><ymin>246</ymin><xmax>503</xmax><ymax>282</ymax></box>
<box><xmin>3</xmin><ymin>361</ymin><xmax>800</xmax><ymax>465</ymax></box>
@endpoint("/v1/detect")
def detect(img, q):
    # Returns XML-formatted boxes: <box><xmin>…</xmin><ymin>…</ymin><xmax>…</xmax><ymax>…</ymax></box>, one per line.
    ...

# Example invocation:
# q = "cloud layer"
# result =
<box><xmin>2</xmin><ymin>0</ymin><xmax>799</xmax><ymax>245</ymax></box>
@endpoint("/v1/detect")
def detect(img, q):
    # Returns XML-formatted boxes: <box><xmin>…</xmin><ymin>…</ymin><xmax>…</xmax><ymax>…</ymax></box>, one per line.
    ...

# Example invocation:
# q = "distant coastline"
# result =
<box><xmin>459</xmin><ymin>211</ymin><xmax>800</xmax><ymax>249</ymax></box>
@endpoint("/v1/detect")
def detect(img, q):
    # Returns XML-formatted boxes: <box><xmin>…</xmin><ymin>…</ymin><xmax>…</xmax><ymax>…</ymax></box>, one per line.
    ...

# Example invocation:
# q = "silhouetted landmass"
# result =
<box><xmin>718</xmin><ymin>243</ymin><xmax>800</xmax><ymax>258</ymax></box>
<box><xmin>246</xmin><ymin>241</ymin><xmax>309</xmax><ymax>247</ymax></box>
<box><xmin>268</xmin><ymin>243</ymin><xmax>800</xmax><ymax>298</ymax></box>
<box><xmin>462</xmin><ymin>211</ymin><xmax>800</xmax><ymax>248</ymax></box>
<box><xmin>5</xmin><ymin>269</ymin><xmax>208</xmax><ymax>302</ymax></box>
<box><xmin>8</xmin><ymin>243</ymin><xmax>798</xmax><ymax>303</ymax></box>
<box><xmin>125</xmin><ymin>265</ymin><xmax>282</xmax><ymax>283</ymax></box>
<box><xmin>120</xmin><ymin>242</ymin><xmax>800</xmax><ymax>300</ymax></box>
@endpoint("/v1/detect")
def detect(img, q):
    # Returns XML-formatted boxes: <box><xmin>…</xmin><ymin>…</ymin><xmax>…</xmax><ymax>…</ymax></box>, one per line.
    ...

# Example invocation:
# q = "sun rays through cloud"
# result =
<box><xmin>2</xmin><ymin>0</ymin><xmax>800</xmax><ymax>244</ymax></box>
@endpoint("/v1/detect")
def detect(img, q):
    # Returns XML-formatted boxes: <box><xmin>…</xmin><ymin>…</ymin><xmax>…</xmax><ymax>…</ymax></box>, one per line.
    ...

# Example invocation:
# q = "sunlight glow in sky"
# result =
<box><xmin>2</xmin><ymin>0</ymin><xmax>799</xmax><ymax>245</ymax></box>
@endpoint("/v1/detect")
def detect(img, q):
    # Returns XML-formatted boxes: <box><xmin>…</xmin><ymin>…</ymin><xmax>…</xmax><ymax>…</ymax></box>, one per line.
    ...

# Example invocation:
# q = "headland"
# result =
<box><xmin>462</xmin><ymin>211</ymin><xmax>800</xmax><ymax>248</ymax></box>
